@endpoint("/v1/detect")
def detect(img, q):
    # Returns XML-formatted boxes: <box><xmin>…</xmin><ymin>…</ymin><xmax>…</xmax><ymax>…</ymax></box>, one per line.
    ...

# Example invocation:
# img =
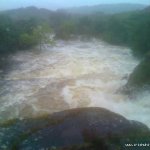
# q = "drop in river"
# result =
<box><xmin>0</xmin><ymin>38</ymin><xmax>150</xmax><ymax>127</ymax></box>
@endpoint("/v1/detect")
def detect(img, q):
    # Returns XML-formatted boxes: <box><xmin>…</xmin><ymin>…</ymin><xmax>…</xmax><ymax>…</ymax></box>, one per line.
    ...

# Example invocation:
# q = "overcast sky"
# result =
<box><xmin>0</xmin><ymin>0</ymin><xmax>150</xmax><ymax>11</ymax></box>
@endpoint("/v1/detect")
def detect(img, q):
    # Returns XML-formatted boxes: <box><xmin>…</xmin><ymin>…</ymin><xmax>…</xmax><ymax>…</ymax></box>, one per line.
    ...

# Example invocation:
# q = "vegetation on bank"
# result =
<box><xmin>1</xmin><ymin>7</ymin><xmax>150</xmax><ymax>57</ymax></box>
<box><xmin>60</xmin><ymin>10</ymin><xmax>150</xmax><ymax>58</ymax></box>
<box><xmin>0</xmin><ymin>6</ymin><xmax>150</xmax><ymax>89</ymax></box>
<box><xmin>56</xmin><ymin>8</ymin><xmax>150</xmax><ymax>90</ymax></box>
<box><xmin>53</xmin><ymin>8</ymin><xmax>150</xmax><ymax>59</ymax></box>
<box><xmin>0</xmin><ymin>14</ymin><xmax>52</xmax><ymax>55</ymax></box>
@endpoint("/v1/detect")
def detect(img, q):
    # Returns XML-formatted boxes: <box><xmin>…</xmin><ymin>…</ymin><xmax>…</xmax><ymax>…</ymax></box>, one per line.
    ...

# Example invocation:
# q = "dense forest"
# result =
<box><xmin>1</xmin><ymin>6</ymin><xmax>150</xmax><ymax>56</ymax></box>
<box><xmin>0</xmin><ymin>5</ymin><xmax>150</xmax><ymax>90</ymax></box>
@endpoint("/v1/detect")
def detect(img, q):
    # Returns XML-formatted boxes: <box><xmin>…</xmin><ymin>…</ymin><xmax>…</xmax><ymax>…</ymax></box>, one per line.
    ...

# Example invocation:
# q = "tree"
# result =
<box><xmin>56</xmin><ymin>21</ymin><xmax>76</xmax><ymax>39</ymax></box>
<box><xmin>131</xmin><ymin>19</ymin><xmax>150</xmax><ymax>57</ymax></box>
<box><xmin>32</xmin><ymin>23</ymin><xmax>53</xmax><ymax>50</ymax></box>
<box><xmin>19</xmin><ymin>33</ymin><xmax>36</xmax><ymax>49</ymax></box>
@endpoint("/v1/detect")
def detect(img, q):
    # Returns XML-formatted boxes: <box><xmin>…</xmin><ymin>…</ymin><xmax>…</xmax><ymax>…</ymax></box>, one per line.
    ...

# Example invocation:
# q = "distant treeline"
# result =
<box><xmin>0</xmin><ymin>6</ymin><xmax>150</xmax><ymax>58</ymax></box>
<box><xmin>0</xmin><ymin>15</ymin><xmax>52</xmax><ymax>55</ymax></box>
<box><xmin>56</xmin><ymin>9</ymin><xmax>150</xmax><ymax>58</ymax></box>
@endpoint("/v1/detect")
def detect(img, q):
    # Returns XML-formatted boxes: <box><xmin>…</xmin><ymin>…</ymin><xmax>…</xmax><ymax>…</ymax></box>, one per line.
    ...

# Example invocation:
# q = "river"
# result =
<box><xmin>0</xmin><ymin>38</ymin><xmax>150</xmax><ymax>127</ymax></box>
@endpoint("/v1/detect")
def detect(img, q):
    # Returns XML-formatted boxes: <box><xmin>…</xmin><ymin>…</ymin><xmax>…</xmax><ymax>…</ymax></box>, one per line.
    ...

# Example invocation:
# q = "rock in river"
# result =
<box><xmin>0</xmin><ymin>107</ymin><xmax>150</xmax><ymax>150</ymax></box>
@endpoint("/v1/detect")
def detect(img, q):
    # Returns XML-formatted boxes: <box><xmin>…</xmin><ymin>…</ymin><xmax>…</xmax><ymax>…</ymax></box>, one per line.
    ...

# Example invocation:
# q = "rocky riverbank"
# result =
<box><xmin>0</xmin><ymin>107</ymin><xmax>150</xmax><ymax>150</ymax></box>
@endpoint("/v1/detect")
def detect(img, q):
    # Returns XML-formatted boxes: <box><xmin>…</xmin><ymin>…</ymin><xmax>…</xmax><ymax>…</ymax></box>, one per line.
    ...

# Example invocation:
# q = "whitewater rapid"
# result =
<box><xmin>0</xmin><ymin>38</ymin><xmax>150</xmax><ymax>127</ymax></box>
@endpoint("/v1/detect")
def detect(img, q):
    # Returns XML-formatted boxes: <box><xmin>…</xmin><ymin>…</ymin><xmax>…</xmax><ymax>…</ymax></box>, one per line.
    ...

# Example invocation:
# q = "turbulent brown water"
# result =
<box><xmin>0</xmin><ymin>38</ymin><xmax>150</xmax><ymax>126</ymax></box>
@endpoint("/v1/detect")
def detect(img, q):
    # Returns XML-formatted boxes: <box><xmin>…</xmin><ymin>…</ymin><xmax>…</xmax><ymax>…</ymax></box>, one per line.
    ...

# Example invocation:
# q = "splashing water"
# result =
<box><xmin>0</xmin><ymin>38</ymin><xmax>150</xmax><ymax>126</ymax></box>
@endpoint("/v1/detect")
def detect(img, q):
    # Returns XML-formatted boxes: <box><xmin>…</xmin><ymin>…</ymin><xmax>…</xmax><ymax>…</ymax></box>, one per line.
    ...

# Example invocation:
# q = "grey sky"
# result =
<box><xmin>0</xmin><ymin>0</ymin><xmax>150</xmax><ymax>11</ymax></box>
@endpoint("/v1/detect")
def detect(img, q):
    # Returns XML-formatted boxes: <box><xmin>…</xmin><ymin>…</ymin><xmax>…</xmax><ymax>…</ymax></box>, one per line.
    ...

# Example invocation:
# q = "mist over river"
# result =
<box><xmin>0</xmin><ymin>38</ymin><xmax>150</xmax><ymax>126</ymax></box>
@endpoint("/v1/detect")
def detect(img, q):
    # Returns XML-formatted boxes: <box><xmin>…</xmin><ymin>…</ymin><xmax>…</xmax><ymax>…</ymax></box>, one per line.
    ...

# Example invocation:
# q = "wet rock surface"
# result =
<box><xmin>0</xmin><ymin>107</ymin><xmax>150</xmax><ymax>150</ymax></box>
<box><xmin>126</xmin><ymin>56</ymin><xmax>150</xmax><ymax>92</ymax></box>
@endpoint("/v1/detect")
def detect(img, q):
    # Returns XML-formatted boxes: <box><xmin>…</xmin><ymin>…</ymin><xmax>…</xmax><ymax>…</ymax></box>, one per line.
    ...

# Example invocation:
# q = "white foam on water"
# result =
<box><xmin>0</xmin><ymin>38</ymin><xmax>150</xmax><ymax>127</ymax></box>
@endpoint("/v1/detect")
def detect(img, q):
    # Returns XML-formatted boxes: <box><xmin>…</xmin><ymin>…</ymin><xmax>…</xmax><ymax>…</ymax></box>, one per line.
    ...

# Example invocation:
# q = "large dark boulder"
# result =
<box><xmin>125</xmin><ymin>56</ymin><xmax>150</xmax><ymax>92</ymax></box>
<box><xmin>0</xmin><ymin>107</ymin><xmax>150</xmax><ymax>150</ymax></box>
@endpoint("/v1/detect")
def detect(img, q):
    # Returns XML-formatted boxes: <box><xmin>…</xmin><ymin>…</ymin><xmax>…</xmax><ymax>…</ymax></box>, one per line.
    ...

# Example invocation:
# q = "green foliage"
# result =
<box><xmin>1</xmin><ymin>6</ymin><xmax>150</xmax><ymax>58</ymax></box>
<box><xmin>0</xmin><ymin>15</ymin><xmax>18</xmax><ymax>53</ymax></box>
<box><xmin>131</xmin><ymin>17</ymin><xmax>150</xmax><ymax>57</ymax></box>
<box><xmin>20</xmin><ymin>33</ymin><xmax>36</xmax><ymax>49</ymax></box>
<box><xmin>0</xmin><ymin>15</ymin><xmax>34</xmax><ymax>54</ymax></box>
<box><xmin>77</xmin><ymin>16</ymin><xmax>93</xmax><ymax>35</ymax></box>
<box><xmin>56</xmin><ymin>21</ymin><xmax>76</xmax><ymax>39</ymax></box>
<box><xmin>0</xmin><ymin>14</ymin><xmax>53</xmax><ymax>55</ymax></box>
<box><xmin>57</xmin><ymin>10</ymin><xmax>150</xmax><ymax>58</ymax></box>
<box><xmin>33</xmin><ymin>23</ymin><xmax>52</xmax><ymax>43</ymax></box>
